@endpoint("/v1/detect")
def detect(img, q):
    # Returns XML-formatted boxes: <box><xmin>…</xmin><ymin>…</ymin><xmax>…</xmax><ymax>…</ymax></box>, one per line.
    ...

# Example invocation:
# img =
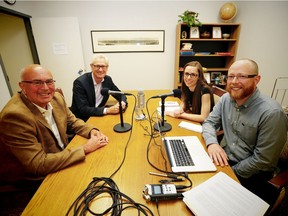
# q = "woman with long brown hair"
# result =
<box><xmin>166</xmin><ymin>61</ymin><xmax>214</xmax><ymax>123</ymax></box>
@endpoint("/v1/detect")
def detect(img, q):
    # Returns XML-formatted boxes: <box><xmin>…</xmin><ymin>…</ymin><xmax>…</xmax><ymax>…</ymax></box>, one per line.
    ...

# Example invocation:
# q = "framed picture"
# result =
<box><xmin>212</xmin><ymin>27</ymin><xmax>222</xmax><ymax>39</ymax></box>
<box><xmin>204</xmin><ymin>73</ymin><xmax>211</xmax><ymax>83</ymax></box>
<box><xmin>91</xmin><ymin>30</ymin><xmax>165</xmax><ymax>53</ymax></box>
<box><xmin>190</xmin><ymin>27</ymin><xmax>200</xmax><ymax>38</ymax></box>
<box><xmin>211</xmin><ymin>72</ymin><xmax>222</xmax><ymax>81</ymax></box>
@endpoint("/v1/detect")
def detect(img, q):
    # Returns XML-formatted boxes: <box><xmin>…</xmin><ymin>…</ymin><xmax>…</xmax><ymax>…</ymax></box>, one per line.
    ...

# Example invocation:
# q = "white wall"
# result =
<box><xmin>1</xmin><ymin>1</ymin><xmax>288</xmax><ymax>97</ymax></box>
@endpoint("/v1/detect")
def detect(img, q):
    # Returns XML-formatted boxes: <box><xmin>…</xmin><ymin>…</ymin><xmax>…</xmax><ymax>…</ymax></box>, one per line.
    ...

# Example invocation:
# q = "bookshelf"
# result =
<box><xmin>174</xmin><ymin>23</ymin><xmax>241</xmax><ymax>89</ymax></box>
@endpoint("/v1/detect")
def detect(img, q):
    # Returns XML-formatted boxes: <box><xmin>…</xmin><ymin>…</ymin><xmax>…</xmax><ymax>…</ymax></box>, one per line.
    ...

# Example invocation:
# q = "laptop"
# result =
<box><xmin>155</xmin><ymin>114</ymin><xmax>216</xmax><ymax>173</ymax></box>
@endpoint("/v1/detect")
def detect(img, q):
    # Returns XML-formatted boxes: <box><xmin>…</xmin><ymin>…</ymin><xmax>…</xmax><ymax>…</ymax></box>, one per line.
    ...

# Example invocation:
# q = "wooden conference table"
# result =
<box><xmin>22</xmin><ymin>90</ymin><xmax>238</xmax><ymax>216</ymax></box>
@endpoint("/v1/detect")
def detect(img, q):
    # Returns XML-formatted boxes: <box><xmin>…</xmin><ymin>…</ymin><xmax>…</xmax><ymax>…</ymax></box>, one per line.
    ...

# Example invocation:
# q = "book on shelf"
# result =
<box><xmin>180</xmin><ymin>49</ymin><xmax>195</xmax><ymax>55</ymax></box>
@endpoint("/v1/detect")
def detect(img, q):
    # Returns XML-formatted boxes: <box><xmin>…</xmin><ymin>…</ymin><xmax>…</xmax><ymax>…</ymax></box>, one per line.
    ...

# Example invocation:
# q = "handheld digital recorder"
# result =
<box><xmin>142</xmin><ymin>184</ymin><xmax>183</xmax><ymax>202</ymax></box>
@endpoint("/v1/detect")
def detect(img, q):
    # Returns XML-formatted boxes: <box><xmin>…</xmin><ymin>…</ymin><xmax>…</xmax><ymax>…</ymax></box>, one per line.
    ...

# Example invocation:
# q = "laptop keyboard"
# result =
<box><xmin>169</xmin><ymin>139</ymin><xmax>194</xmax><ymax>166</ymax></box>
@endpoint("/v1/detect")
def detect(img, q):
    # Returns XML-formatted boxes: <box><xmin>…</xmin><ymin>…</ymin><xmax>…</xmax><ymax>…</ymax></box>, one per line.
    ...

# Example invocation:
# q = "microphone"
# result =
<box><xmin>100</xmin><ymin>88</ymin><xmax>132</xmax><ymax>96</ymax></box>
<box><xmin>137</xmin><ymin>89</ymin><xmax>145</xmax><ymax>109</ymax></box>
<box><xmin>100</xmin><ymin>88</ymin><xmax>132</xmax><ymax>133</ymax></box>
<box><xmin>135</xmin><ymin>89</ymin><xmax>145</xmax><ymax>120</ymax></box>
<box><xmin>151</xmin><ymin>89</ymin><xmax>182</xmax><ymax>99</ymax></box>
<box><xmin>152</xmin><ymin>89</ymin><xmax>182</xmax><ymax>132</ymax></box>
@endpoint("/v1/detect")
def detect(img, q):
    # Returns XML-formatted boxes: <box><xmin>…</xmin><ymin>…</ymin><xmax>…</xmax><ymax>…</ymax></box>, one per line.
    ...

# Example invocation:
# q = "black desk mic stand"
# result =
<box><xmin>153</xmin><ymin>96</ymin><xmax>172</xmax><ymax>132</ymax></box>
<box><xmin>113</xmin><ymin>96</ymin><xmax>132</xmax><ymax>133</ymax></box>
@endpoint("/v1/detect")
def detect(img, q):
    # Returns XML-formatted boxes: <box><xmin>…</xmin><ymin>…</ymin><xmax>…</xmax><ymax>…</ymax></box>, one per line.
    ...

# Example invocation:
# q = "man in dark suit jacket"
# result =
<box><xmin>71</xmin><ymin>54</ymin><xmax>127</xmax><ymax>121</ymax></box>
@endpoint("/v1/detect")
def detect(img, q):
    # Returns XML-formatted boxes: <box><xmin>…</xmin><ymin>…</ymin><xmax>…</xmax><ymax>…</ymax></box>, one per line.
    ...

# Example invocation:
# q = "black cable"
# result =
<box><xmin>66</xmin><ymin>177</ymin><xmax>154</xmax><ymax>216</ymax></box>
<box><xmin>109</xmin><ymin>94</ymin><xmax>136</xmax><ymax>179</ymax></box>
<box><xmin>66</xmin><ymin>94</ymin><xmax>154</xmax><ymax>215</ymax></box>
<box><xmin>144</xmin><ymin>97</ymin><xmax>193</xmax><ymax>189</ymax></box>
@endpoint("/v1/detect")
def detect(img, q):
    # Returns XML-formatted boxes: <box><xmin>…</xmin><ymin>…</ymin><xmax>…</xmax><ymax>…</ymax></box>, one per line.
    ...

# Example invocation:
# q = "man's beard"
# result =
<box><xmin>226</xmin><ymin>83</ymin><xmax>255</xmax><ymax>100</ymax></box>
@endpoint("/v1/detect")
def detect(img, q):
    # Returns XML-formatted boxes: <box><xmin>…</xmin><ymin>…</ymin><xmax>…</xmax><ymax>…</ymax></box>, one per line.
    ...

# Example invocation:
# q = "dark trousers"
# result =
<box><xmin>229</xmin><ymin>161</ymin><xmax>279</xmax><ymax>206</ymax></box>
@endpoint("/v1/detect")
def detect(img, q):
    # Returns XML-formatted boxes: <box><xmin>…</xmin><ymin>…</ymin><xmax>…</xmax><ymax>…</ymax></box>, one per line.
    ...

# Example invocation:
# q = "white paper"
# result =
<box><xmin>158</xmin><ymin>101</ymin><xmax>179</xmax><ymax>107</ymax></box>
<box><xmin>178</xmin><ymin>121</ymin><xmax>203</xmax><ymax>133</ymax></box>
<box><xmin>182</xmin><ymin>172</ymin><xmax>269</xmax><ymax>216</ymax></box>
<box><xmin>157</xmin><ymin>106</ymin><xmax>180</xmax><ymax>116</ymax></box>
<box><xmin>52</xmin><ymin>42</ymin><xmax>68</xmax><ymax>55</ymax></box>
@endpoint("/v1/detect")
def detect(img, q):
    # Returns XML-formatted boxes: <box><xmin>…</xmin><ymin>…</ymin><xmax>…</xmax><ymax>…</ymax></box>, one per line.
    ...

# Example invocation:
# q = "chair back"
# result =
<box><xmin>271</xmin><ymin>77</ymin><xmax>288</xmax><ymax>107</ymax></box>
<box><xmin>55</xmin><ymin>87</ymin><xmax>64</xmax><ymax>97</ymax></box>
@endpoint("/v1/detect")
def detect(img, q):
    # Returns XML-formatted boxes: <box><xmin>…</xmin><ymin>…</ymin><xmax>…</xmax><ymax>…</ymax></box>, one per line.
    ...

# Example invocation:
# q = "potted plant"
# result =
<box><xmin>178</xmin><ymin>10</ymin><xmax>202</xmax><ymax>27</ymax></box>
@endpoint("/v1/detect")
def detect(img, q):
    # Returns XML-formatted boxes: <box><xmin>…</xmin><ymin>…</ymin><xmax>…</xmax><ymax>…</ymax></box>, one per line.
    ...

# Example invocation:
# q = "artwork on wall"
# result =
<box><xmin>91</xmin><ymin>30</ymin><xmax>165</xmax><ymax>53</ymax></box>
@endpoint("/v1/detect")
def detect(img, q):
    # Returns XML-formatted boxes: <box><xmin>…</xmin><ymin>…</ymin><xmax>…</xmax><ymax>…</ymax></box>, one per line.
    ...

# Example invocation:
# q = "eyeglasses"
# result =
<box><xmin>227</xmin><ymin>74</ymin><xmax>258</xmax><ymax>81</ymax></box>
<box><xmin>92</xmin><ymin>64</ymin><xmax>108</xmax><ymax>70</ymax></box>
<box><xmin>184</xmin><ymin>72</ymin><xmax>198</xmax><ymax>78</ymax></box>
<box><xmin>21</xmin><ymin>79</ymin><xmax>56</xmax><ymax>86</ymax></box>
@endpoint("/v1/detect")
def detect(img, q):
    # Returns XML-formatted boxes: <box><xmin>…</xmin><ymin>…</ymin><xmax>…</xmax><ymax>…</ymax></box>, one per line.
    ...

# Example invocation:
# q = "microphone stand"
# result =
<box><xmin>154</xmin><ymin>96</ymin><xmax>172</xmax><ymax>132</ymax></box>
<box><xmin>113</xmin><ymin>95</ymin><xmax>132</xmax><ymax>133</ymax></box>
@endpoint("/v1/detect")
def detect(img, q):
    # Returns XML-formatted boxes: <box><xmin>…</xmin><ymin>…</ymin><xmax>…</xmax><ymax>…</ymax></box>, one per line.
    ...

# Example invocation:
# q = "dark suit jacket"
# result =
<box><xmin>71</xmin><ymin>73</ymin><xmax>127</xmax><ymax>121</ymax></box>
<box><xmin>0</xmin><ymin>92</ymin><xmax>96</xmax><ymax>185</ymax></box>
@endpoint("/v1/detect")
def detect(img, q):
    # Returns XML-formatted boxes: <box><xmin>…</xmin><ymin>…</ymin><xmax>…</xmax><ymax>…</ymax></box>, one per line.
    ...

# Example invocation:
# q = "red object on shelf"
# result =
<box><xmin>215</xmin><ymin>52</ymin><xmax>232</xmax><ymax>56</ymax></box>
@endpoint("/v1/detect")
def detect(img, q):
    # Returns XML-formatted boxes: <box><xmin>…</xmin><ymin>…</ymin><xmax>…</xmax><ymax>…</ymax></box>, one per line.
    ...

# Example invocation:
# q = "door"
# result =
<box><xmin>31</xmin><ymin>17</ymin><xmax>85</xmax><ymax>106</ymax></box>
<box><xmin>0</xmin><ymin>54</ymin><xmax>12</xmax><ymax>110</ymax></box>
<box><xmin>0</xmin><ymin>11</ymin><xmax>37</xmax><ymax>96</ymax></box>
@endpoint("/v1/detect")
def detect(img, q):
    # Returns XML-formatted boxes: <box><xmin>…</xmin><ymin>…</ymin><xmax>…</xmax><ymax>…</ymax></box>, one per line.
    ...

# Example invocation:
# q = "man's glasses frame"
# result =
<box><xmin>92</xmin><ymin>64</ymin><xmax>108</xmax><ymax>70</ymax></box>
<box><xmin>21</xmin><ymin>79</ymin><xmax>56</xmax><ymax>86</ymax></box>
<box><xmin>227</xmin><ymin>74</ymin><xmax>258</xmax><ymax>81</ymax></box>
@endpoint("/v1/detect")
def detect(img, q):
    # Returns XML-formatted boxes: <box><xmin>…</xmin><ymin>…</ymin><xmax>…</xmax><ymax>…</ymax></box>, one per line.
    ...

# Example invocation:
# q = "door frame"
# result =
<box><xmin>0</xmin><ymin>6</ymin><xmax>39</xmax><ymax>64</ymax></box>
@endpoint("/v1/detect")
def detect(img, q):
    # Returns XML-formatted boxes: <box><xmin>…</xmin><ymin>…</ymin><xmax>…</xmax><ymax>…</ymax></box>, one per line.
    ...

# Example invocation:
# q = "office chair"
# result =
<box><xmin>266</xmin><ymin>134</ymin><xmax>288</xmax><ymax>215</ymax></box>
<box><xmin>271</xmin><ymin>77</ymin><xmax>288</xmax><ymax>109</ymax></box>
<box><xmin>211</xmin><ymin>85</ymin><xmax>227</xmax><ymax>142</ymax></box>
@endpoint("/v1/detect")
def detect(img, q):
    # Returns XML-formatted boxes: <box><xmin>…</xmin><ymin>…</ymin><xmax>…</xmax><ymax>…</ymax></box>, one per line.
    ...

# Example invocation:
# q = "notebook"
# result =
<box><xmin>155</xmin><ymin>115</ymin><xmax>216</xmax><ymax>173</ymax></box>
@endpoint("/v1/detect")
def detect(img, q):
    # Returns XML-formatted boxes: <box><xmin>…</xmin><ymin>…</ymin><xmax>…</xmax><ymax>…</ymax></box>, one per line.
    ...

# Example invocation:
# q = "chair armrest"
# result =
<box><xmin>268</xmin><ymin>169</ymin><xmax>288</xmax><ymax>189</ymax></box>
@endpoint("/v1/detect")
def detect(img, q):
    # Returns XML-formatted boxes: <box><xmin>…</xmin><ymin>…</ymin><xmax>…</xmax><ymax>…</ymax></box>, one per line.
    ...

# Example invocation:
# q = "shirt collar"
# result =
<box><xmin>34</xmin><ymin>102</ymin><xmax>53</xmax><ymax>114</ymax></box>
<box><xmin>92</xmin><ymin>73</ymin><xmax>105</xmax><ymax>86</ymax></box>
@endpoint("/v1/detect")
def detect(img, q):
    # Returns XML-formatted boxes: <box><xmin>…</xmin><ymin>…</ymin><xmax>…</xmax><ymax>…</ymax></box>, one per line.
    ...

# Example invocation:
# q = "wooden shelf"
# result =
<box><xmin>174</xmin><ymin>23</ymin><xmax>241</xmax><ymax>89</ymax></box>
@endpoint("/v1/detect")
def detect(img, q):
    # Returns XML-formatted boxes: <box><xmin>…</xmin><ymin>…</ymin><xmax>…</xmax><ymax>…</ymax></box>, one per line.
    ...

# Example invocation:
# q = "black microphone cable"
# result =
<box><xmin>145</xmin><ymin>97</ymin><xmax>193</xmax><ymax>189</ymax></box>
<box><xmin>66</xmin><ymin>177</ymin><xmax>154</xmax><ymax>216</ymax></box>
<box><xmin>66</xmin><ymin>94</ymin><xmax>154</xmax><ymax>216</ymax></box>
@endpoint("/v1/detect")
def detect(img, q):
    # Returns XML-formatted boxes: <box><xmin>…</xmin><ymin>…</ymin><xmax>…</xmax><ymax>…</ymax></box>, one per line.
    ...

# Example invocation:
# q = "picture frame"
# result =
<box><xmin>211</xmin><ymin>72</ymin><xmax>222</xmax><ymax>81</ymax></box>
<box><xmin>204</xmin><ymin>72</ymin><xmax>211</xmax><ymax>84</ymax></box>
<box><xmin>91</xmin><ymin>30</ymin><xmax>165</xmax><ymax>53</ymax></box>
<box><xmin>212</xmin><ymin>27</ymin><xmax>222</xmax><ymax>39</ymax></box>
<box><xmin>190</xmin><ymin>27</ymin><xmax>200</xmax><ymax>38</ymax></box>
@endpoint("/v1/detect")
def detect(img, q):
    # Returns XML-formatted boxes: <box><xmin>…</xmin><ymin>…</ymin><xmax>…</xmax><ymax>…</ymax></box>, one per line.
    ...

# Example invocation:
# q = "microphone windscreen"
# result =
<box><xmin>100</xmin><ymin>88</ymin><xmax>109</xmax><ymax>96</ymax></box>
<box><xmin>173</xmin><ymin>89</ymin><xmax>182</xmax><ymax>98</ymax></box>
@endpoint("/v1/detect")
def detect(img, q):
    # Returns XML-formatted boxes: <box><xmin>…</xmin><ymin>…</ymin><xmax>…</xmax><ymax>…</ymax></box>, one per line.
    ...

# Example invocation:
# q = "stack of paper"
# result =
<box><xmin>157</xmin><ymin>101</ymin><xmax>180</xmax><ymax>116</ymax></box>
<box><xmin>178</xmin><ymin>121</ymin><xmax>203</xmax><ymax>133</ymax></box>
<box><xmin>158</xmin><ymin>101</ymin><xmax>179</xmax><ymax>107</ymax></box>
<box><xmin>182</xmin><ymin>172</ymin><xmax>269</xmax><ymax>216</ymax></box>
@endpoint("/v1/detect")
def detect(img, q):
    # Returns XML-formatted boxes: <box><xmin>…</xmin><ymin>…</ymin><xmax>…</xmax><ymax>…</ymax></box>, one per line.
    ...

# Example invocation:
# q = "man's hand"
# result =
<box><xmin>90</xmin><ymin>129</ymin><xmax>108</xmax><ymax>140</ymax></box>
<box><xmin>207</xmin><ymin>143</ymin><xmax>229</xmax><ymax>167</ymax></box>
<box><xmin>106</xmin><ymin>102</ymin><xmax>126</xmax><ymax>114</ymax></box>
<box><xmin>83</xmin><ymin>129</ymin><xmax>109</xmax><ymax>154</ymax></box>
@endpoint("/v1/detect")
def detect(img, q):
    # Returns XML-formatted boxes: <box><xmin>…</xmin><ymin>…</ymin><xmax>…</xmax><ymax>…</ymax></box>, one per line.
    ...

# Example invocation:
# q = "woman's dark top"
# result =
<box><xmin>186</xmin><ymin>85</ymin><xmax>214</xmax><ymax>114</ymax></box>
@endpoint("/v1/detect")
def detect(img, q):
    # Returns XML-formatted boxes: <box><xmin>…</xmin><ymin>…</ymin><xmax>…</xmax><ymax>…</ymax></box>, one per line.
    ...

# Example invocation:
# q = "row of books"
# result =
<box><xmin>180</xmin><ymin>50</ymin><xmax>232</xmax><ymax>56</ymax></box>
